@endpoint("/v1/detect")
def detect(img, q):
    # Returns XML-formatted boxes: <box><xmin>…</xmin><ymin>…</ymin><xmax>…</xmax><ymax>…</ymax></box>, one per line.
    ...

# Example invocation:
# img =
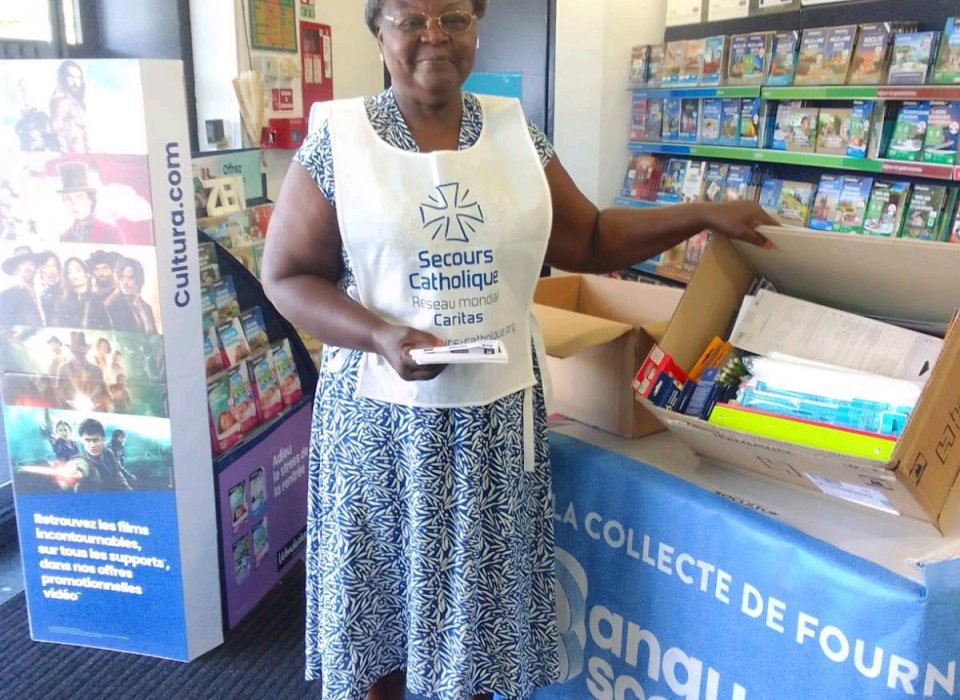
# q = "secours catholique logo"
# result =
<box><xmin>419</xmin><ymin>182</ymin><xmax>485</xmax><ymax>243</ymax></box>
<box><xmin>555</xmin><ymin>547</ymin><xmax>589</xmax><ymax>683</ymax></box>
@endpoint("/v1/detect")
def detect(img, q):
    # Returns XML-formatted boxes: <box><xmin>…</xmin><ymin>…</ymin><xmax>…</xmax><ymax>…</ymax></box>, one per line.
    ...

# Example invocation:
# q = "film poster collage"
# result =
<box><xmin>0</xmin><ymin>60</ymin><xmax>173</xmax><ymax>496</ymax></box>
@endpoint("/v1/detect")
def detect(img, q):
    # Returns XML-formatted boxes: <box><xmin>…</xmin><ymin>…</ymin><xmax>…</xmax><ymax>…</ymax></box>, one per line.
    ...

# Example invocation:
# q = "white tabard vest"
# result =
<box><xmin>329</xmin><ymin>94</ymin><xmax>552</xmax><ymax>424</ymax></box>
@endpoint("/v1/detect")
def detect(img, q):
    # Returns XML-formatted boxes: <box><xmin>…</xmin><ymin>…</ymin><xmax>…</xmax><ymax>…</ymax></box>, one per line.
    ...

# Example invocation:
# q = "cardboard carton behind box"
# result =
<box><xmin>533</xmin><ymin>275</ymin><xmax>682</xmax><ymax>437</ymax></box>
<box><xmin>643</xmin><ymin>227</ymin><xmax>960</xmax><ymax>529</ymax></box>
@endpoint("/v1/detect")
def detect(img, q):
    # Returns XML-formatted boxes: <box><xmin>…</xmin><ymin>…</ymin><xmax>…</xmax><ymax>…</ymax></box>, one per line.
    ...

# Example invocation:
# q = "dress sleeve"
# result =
<box><xmin>293</xmin><ymin>119</ymin><xmax>337</xmax><ymax>207</ymax></box>
<box><xmin>526</xmin><ymin>120</ymin><xmax>555</xmax><ymax>168</ymax></box>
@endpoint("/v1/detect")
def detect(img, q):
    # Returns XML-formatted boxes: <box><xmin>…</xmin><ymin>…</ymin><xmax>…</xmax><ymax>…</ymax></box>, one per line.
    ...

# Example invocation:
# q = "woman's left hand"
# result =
<box><xmin>702</xmin><ymin>201</ymin><xmax>779</xmax><ymax>248</ymax></box>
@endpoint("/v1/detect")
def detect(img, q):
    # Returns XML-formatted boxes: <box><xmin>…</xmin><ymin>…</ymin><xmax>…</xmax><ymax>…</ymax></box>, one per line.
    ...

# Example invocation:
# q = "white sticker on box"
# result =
<box><xmin>804</xmin><ymin>473</ymin><xmax>900</xmax><ymax>516</ymax></box>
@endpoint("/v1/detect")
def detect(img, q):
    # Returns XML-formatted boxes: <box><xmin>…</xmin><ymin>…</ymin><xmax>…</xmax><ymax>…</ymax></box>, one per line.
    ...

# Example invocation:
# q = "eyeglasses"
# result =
<box><xmin>382</xmin><ymin>10</ymin><xmax>477</xmax><ymax>36</ymax></box>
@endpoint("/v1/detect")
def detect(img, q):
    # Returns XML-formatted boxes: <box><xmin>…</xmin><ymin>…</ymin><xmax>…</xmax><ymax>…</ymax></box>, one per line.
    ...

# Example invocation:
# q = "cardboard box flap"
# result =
<box><xmin>533</xmin><ymin>304</ymin><xmax>634</xmax><ymax>359</ymax></box>
<box><xmin>893</xmin><ymin>315</ymin><xmax>960</xmax><ymax>521</ymax></box>
<box><xmin>735</xmin><ymin>227</ymin><xmax>960</xmax><ymax>324</ymax></box>
<box><xmin>660</xmin><ymin>236</ymin><xmax>756</xmax><ymax>371</ymax></box>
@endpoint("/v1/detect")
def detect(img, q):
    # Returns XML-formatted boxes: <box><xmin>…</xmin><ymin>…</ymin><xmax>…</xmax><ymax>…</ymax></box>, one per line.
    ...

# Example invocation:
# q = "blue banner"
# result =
<box><xmin>537</xmin><ymin>434</ymin><xmax>960</xmax><ymax>700</ymax></box>
<box><xmin>17</xmin><ymin>491</ymin><xmax>187</xmax><ymax>659</ymax></box>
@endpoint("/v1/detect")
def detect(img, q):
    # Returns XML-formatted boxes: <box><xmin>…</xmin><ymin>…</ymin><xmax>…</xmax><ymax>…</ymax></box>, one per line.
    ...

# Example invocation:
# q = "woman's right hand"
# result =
<box><xmin>371</xmin><ymin>323</ymin><xmax>448</xmax><ymax>381</ymax></box>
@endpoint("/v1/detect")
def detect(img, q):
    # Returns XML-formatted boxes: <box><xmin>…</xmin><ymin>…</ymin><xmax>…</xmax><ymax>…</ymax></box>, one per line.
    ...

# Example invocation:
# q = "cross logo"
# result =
<box><xmin>419</xmin><ymin>182</ymin><xmax>484</xmax><ymax>243</ymax></box>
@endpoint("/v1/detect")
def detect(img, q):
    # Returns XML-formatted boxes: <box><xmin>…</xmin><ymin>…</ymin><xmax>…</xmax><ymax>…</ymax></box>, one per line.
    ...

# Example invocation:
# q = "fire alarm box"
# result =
<box><xmin>261</xmin><ymin>117</ymin><xmax>306</xmax><ymax>150</ymax></box>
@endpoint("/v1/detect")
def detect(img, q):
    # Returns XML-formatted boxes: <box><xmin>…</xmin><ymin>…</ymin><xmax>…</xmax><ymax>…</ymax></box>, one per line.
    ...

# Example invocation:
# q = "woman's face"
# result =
<box><xmin>377</xmin><ymin>0</ymin><xmax>478</xmax><ymax>105</ymax></box>
<box><xmin>39</xmin><ymin>255</ymin><xmax>61</xmax><ymax>285</ymax></box>
<box><xmin>65</xmin><ymin>260</ymin><xmax>88</xmax><ymax>292</ymax></box>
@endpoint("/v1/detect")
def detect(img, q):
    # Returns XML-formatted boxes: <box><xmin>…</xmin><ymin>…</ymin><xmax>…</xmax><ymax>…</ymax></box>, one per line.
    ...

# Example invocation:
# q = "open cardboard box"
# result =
<box><xmin>643</xmin><ymin>226</ymin><xmax>960</xmax><ymax>530</ymax></box>
<box><xmin>533</xmin><ymin>274</ymin><xmax>682</xmax><ymax>438</ymax></box>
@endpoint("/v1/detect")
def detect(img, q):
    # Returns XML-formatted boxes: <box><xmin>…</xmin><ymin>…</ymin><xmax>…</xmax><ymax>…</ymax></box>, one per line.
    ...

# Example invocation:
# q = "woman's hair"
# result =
<box><xmin>364</xmin><ymin>0</ymin><xmax>488</xmax><ymax>36</ymax></box>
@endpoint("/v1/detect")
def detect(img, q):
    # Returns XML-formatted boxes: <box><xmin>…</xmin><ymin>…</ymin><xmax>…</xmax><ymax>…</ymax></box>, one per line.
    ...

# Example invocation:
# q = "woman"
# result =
<box><xmin>53</xmin><ymin>257</ymin><xmax>111</xmax><ymax>330</ymax></box>
<box><xmin>261</xmin><ymin>3</ymin><xmax>778</xmax><ymax>699</ymax></box>
<box><xmin>93</xmin><ymin>337</ymin><xmax>113</xmax><ymax>384</ymax></box>
<box><xmin>35</xmin><ymin>251</ymin><xmax>62</xmax><ymax>325</ymax></box>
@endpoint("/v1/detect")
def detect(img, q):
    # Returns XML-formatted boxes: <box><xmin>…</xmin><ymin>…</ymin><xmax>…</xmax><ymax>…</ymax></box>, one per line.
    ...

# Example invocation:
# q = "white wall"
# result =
<box><xmin>190</xmin><ymin>0</ymin><xmax>384</xmax><ymax>197</ymax></box>
<box><xmin>555</xmin><ymin>0</ymin><xmax>666</xmax><ymax>206</ymax></box>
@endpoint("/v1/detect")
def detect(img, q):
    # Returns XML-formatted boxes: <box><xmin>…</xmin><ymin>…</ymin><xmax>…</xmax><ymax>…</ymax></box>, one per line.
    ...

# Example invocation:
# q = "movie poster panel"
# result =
<box><xmin>0</xmin><ymin>152</ymin><xmax>154</xmax><ymax>246</ymax></box>
<box><xmin>0</xmin><ymin>60</ymin><xmax>147</xmax><ymax>155</ymax></box>
<box><xmin>0</xmin><ymin>242</ymin><xmax>163</xmax><ymax>334</ymax></box>
<box><xmin>8</xmin><ymin>399</ymin><xmax>187</xmax><ymax>657</ymax></box>
<box><xmin>3</xmin><ymin>406</ymin><xmax>173</xmax><ymax>494</ymax></box>
<box><xmin>0</xmin><ymin>326</ymin><xmax>167</xmax><ymax>417</ymax></box>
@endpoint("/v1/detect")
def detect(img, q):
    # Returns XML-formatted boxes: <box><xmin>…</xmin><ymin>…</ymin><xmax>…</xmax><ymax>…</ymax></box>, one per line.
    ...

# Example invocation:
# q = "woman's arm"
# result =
<box><xmin>260</xmin><ymin>163</ymin><xmax>444</xmax><ymax>380</ymax></box>
<box><xmin>544</xmin><ymin>155</ymin><xmax>777</xmax><ymax>273</ymax></box>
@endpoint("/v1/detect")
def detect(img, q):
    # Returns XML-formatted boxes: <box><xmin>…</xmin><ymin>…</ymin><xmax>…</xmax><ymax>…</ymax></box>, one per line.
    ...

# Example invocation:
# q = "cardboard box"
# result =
<box><xmin>533</xmin><ymin>275</ymin><xmax>682</xmax><ymax>438</ymax></box>
<box><xmin>642</xmin><ymin>226</ymin><xmax>960</xmax><ymax>528</ymax></box>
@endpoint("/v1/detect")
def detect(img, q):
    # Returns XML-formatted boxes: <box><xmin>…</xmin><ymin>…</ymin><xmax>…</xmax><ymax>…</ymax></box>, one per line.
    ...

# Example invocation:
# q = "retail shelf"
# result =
<box><xmin>630</xmin><ymin>85</ymin><xmax>761</xmax><ymax>99</ymax></box>
<box><xmin>627</xmin><ymin>142</ymin><xmax>958</xmax><ymax>180</ymax></box>
<box><xmin>631</xmin><ymin>260</ymin><xmax>692</xmax><ymax>284</ymax></box>
<box><xmin>614</xmin><ymin>196</ymin><xmax>663</xmax><ymax>208</ymax></box>
<box><xmin>631</xmin><ymin>84</ymin><xmax>960</xmax><ymax>102</ymax></box>
<box><xmin>761</xmin><ymin>85</ymin><xmax>879</xmax><ymax>100</ymax></box>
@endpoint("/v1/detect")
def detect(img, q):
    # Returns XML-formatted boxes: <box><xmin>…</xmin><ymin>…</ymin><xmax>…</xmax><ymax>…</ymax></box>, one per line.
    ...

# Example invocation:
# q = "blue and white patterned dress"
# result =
<box><xmin>295</xmin><ymin>89</ymin><xmax>560</xmax><ymax>700</ymax></box>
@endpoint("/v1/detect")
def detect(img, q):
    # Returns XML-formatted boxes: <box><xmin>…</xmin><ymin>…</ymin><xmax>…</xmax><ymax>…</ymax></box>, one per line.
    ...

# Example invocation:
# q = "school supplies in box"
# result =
<box><xmin>809</xmin><ymin>175</ymin><xmax>845</xmax><ymax>231</ymax></box>
<box><xmin>887</xmin><ymin>31</ymin><xmax>940</xmax><ymax>85</ymax></box>
<box><xmin>885</xmin><ymin>102</ymin><xmax>930</xmax><ymax>161</ymax></box>
<box><xmin>833</xmin><ymin>176</ymin><xmax>873</xmax><ymax>233</ymax></box>
<box><xmin>922</xmin><ymin>102</ymin><xmax>960</xmax><ymax>165</ymax></box>
<box><xmin>247</xmin><ymin>350</ymin><xmax>284</xmax><ymax>421</ymax></box>
<box><xmin>901</xmin><ymin>185</ymin><xmax>949</xmax><ymax>240</ymax></box>
<box><xmin>729</xmin><ymin>290</ymin><xmax>944</xmax><ymax>382</ymax></box>
<box><xmin>766</xmin><ymin>30</ymin><xmax>800</xmax><ymax>86</ymax></box>
<box><xmin>271</xmin><ymin>338</ymin><xmax>303</xmax><ymax>406</ymax></box>
<box><xmin>700</xmin><ymin>35</ymin><xmax>728</xmax><ymax>86</ymax></box>
<box><xmin>727</xmin><ymin>33</ymin><xmax>770</xmax><ymax>86</ymax></box>
<box><xmin>708</xmin><ymin>404</ymin><xmax>898</xmax><ymax>460</ymax></box>
<box><xmin>633</xmin><ymin>344</ymin><xmax>690</xmax><ymax>409</ymax></box>
<box><xmin>862</xmin><ymin>180</ymin><xmax>911</xmax><ymax>237</ymax></box>
<box><xmin>240</xmin><ymin>306</ymin><xmax>270</xmax><ymax>353</ymax></box>
<box><xmin>933</xmin><ymin>18</ymin><xmax>960</xmax><ymax>85</ymax></box>
<box><xmin>848</xmin><ymin>23</ymin><xmax>897</xmax><ymax>85</ymax></box>
<box><xmin>816</xmin><ymin>107</ymin><xmax>853</xmax><ymax>156</ymax></box>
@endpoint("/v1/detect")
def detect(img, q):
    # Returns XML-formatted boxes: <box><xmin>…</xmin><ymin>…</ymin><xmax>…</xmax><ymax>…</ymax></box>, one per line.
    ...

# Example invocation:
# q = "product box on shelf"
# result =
<box><xmin>640</xmin><ymin>228</ymin><xmax>960</xmax><ymax>529</ymax></box>
<box><xmin>532</xmin><ymin>274</ymin><xmax>682</xmax><ymax>438</ymax></box>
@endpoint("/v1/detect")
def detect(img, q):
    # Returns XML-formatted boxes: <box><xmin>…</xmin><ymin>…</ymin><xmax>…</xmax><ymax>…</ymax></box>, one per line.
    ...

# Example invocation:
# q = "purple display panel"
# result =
<box><xmin>217</xmin><ymin>403</ymin><xmax>310</xmax><ymax>628</ymax></box>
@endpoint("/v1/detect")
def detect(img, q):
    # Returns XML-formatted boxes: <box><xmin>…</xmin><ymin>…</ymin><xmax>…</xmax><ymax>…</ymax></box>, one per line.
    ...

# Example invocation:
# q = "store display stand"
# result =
<box><xmin>0</xmin><ymin>59</ymin><xmax>316</xmax><ymax>659</ymax></box>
